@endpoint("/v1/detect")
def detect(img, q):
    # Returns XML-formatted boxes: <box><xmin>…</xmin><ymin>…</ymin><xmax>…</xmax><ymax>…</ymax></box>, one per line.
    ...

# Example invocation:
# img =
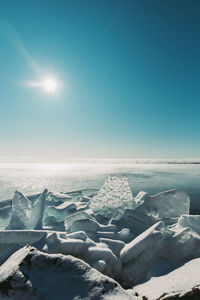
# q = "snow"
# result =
<box><xmin>0</xmin><ymin>245</ymin><xmax>134</xmax><ymax>300</ymax></box>
<box><xmin>133</xmin><ymin>257</ymin><xmax>200</xmax><ymax>299</ymax></box>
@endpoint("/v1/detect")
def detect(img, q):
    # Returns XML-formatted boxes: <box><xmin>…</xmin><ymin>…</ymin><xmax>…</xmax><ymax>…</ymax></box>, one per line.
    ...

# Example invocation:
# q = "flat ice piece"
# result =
<box><xmin>46</xmin><ymin>202</ymin><xmax>76</xmax><ymax>222</ymax></box>
<box><xmin>117</xmin><ymin>209</ymin><xmax>153</xmax><ymax>236</ymax></box>
<box><xmin>7</xmin><ymin>191</ymin><xmax>32</xmax><ymax>230</ymax></box>
<box><xmin>53</xmin><ymin>202</ymin><xmax>76</xmax><ymax>211</ymax></box>
<box><xmin>134</xmin><ymin>189</ymin><xmax>190</xmax><ymax>220</ymax></box>
<box><xmin>80</xmin><ymin>189</ymin><xmax>98</xmax><ymax>197</ymax></box>
<box><xmin>133</xmin><ymin>257</ymin><xmax>200</xmax><ymax>300</ymax></box>
<box><xmin>64</xmin><ymin>211</ymin><xmax>93</xmax><ymax>232</ymax></box>
<box><xmin>0</xmin><ymin>230</ymin><xmax>54</xmax><ymax>245</ymax></box>
<box><xmin>76</xmin><ymin>201</ymin><xmax>89</xmax><ymax>211</ymax></box>
<box><xmin>161</xmin><ymin>227</ymin><xmax>200</xmax><ymax>264</ymax></box>
<box><xmin>67</xmin><ymin>231</ymin><xmax>88</xmax><ymax>241</ymax></box>
<box><xmin>99</xmin><ymin>238</ymin><xmax>125</xmax><ymax>257</ymax></box>
<box><xmin>90</xmin><ymin>176</ymin><xmax>134</xmax><ymax>218</ymax></box>
<box><xmin>0</xmin><ymin>246</ymin><xmax>133</xmax><ymax>300</ymax></box>
<box><xmin>120</xmin><ymin>222</ymin><xmax>165</xmax><ymax>287</ymax></box>
<box><xmin>121</xmin><ymin>221</ymin><xmax>165</xmax><ymax>263</ymax></box>
<box><xmin>117</xmin><ymin>228</ymin><xmax>135</xmax><ymax>243</ymax></box>
<box><xmin>87</xmin><ymin>246</ymin><xmax>121</xmax><ymax>277</ymax></box>
<box><xmin>81</xmin><ymin>196</ymin><xmax>91</xmax><ymax>202</ymax></box>
<box><xmin>59</xmin><ymin>238</ymin><xmax>87</xmax><ymax>256</ymax></box>
<box><xmin>98</xmin><ymin>223</ymin><xmax>117</xmax><ymax>232</ymax></box>
<box><xmin>178</xmin><ymin>214</ymin><xmax>200</xmax><ymax>234</ymax></box>
<box><xmin>70</xmin><ymin>218</ymin><xmax>100</xmax><ymax>233</ymax></box>
<box><xmin>29</xmin><ymin>189</ymin><xmax>48</xmax><ymax>229</ymax></box>
<box><xmin>96</xmin><ymin>231</ymin><xmax>117</xmax><ymax>240</ymax></box>
<box><xmin>47</xmin><ymin>191</ymin><xmax>72</xmax><ymax>204</ymax></box>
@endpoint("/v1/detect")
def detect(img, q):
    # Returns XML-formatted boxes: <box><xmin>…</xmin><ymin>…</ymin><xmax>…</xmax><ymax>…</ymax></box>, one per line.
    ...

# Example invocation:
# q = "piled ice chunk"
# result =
<box><xmin>1</xmin><ymin>175</ymin><xmax>200</xmax><ymax>298</ymax></box>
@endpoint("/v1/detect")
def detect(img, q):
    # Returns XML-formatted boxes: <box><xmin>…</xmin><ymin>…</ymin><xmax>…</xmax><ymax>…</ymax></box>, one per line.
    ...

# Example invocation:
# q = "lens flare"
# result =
<box><xmin>41</xmin><ymin>77</ymin><xmax>59</xmax><ymax>93</ymax></box>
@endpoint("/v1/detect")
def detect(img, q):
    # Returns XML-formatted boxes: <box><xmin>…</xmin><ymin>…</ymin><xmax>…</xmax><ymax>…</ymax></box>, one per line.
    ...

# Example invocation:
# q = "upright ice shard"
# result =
<box><xmin>90</xmin><ymin>176</ymin><xmax>134</xmax><ymax>218</ymax></box>
<box><xmin>7</xmin><ymin>191</ymin><xmax>31</xmax><ymax>230</ymax></box>
<box><xmin>28</xmin><ymin>189</ymin><xmax>48</xmax><ymax>229</ymax></box>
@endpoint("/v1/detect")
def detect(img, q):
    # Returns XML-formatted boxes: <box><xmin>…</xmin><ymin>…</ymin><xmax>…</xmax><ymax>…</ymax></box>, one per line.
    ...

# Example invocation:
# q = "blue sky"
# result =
<box><xmin>0</xmin><ymin>0</ymin><xmax>200</xmax><ymax>159</ymax></box>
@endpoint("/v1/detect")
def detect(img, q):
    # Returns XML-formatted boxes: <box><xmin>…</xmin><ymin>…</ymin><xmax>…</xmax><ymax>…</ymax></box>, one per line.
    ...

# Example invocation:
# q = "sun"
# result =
<box><xmin>26</xmin><ymin>74</ymin><xmax>62</xmax><ymax>95</ymax></box>
<box><xmin>41</xmin><ymin>77</ymin><xmax>59</xmax><ymax>93</ymax></box>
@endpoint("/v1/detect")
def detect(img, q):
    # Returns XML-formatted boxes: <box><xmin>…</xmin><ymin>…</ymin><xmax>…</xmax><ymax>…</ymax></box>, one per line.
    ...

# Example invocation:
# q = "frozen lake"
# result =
<box><xmin>0</xmin><ymin>161</ymin><xmax>200</xmax><ymax>212</ymax></box>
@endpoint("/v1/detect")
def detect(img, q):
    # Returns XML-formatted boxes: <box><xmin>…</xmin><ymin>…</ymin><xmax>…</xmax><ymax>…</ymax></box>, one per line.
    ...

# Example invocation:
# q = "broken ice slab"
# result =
<box><xmin>49</xmin><ymin>189</ymin><xmax>98</xmax><ymax>204</ymax></box>
<box><xmin>7</xmin><ymin>191</ymin><xmax>32</xmax><ymax>230</ymax></box>
<box><xmin>90</xmin><ymin>176</ymin><xmax>135</xmax><ymax>218</ymax></box>
<box><xmin>28</xmin><ymin>189</ymin><xmax>48</xmax><ymax>229</ymax></box>
<box><xmin>64</xmin><ymin>211</ymin><xmax>94</xmax><ymax>232</ymax></box>
<box><xmin>46</xmin><ymin>202</ymin><xmax>77</xmax><ymax>222</ymax></box>
<box><xmin>115</xmin><ymin>189</ymin><xmax>190</xmax><ymax>236</ymax></box>
<box><xmin>0</xmin><ymin>230</ymin><xmax>65</xmax><ymax>245</ymax></box>
<box><xmin>6</xmin><ymin>189</ymin><xmax>48</xmax><ymax>230</ymax></box>
<box><xmin>120</xmin><ymin>221</ymin><xmax>165</xmax><ymax>263</ymax></box>
<box><xmin>99</xmin><ymin>238</ymin><xmax>125</xmax><ymax>257</ymax></box>
<box><xmin>178</xmin><ymin>214</ymin><xmax>200</xmax><ymax>234</ymax></box>
<box><xmin>161</xmin><ymin>226</ymin><xmax>200</xmax><ymax>264</ymax></box>
<box><xmin>47</xmin><ymin>192</ymin><xmax>73</xmax><ymax>205</ymax></box>
<box><xmin>134</xmin><ymin>189</ymin><xmax>190</xmax><ymax>220</ymax></box>
<box><xmin>120</xmin><ymin>222</ymin><xmax>165</xmax><ymax>286</ymax></box>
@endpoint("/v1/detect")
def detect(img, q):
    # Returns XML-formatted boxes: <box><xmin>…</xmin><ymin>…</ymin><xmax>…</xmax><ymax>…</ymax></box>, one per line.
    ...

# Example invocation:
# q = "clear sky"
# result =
<box><xmin>0</xmin><ymin>0</ymin><xmax>200</xmax><ymax>160</ymax></box>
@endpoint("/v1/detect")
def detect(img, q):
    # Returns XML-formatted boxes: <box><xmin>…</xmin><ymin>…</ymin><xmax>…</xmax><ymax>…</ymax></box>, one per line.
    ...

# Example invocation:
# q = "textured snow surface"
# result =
<box><xmin>133</xmin><ymin>257</ymin><xmax>200</xmax><ymax>299</ymax></box>
<box><xmin>0</xmin><ymin>246</ymin><xmax>135</xmax><ymax>300</ymax></box>
<box><xmin>0</xmin><ymin>175</ymin><xmax>199</xmax><ymax>299</ymax></box>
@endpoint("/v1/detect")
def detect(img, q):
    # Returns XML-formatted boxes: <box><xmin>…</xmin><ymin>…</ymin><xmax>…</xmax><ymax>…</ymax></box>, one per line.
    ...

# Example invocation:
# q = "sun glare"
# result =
<box><xmin>27</xmin><ymin>75</ymin><xmax>61</xmax><ymax>95</ymax></box>
<box><xmin>41</xmin><ymin>77</ymin><xmax>59</xmax><ymax>93</ymax></box>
